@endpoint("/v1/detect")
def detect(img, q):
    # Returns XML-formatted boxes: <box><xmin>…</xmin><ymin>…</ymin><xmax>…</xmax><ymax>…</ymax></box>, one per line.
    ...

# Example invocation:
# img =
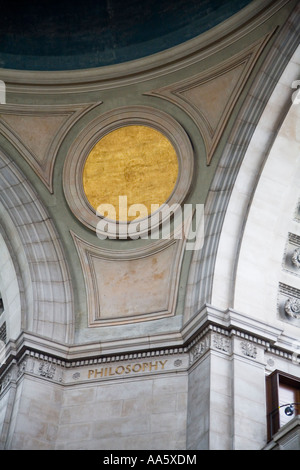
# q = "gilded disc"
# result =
<box><xmin>82</xmin><ymin>125</ymin><xmax>178</xmax><ymax>221</ymax></box>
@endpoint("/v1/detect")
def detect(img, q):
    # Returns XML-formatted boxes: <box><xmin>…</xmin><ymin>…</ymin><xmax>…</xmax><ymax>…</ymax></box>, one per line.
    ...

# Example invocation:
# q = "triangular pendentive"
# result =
<box><xmin>0</xmin><ymin>103</ymin><xmax>100</xmax><ymax>192</ymax></box>
<box><xmin>145</xmin><ymin>32</ymin><xmax>275</xmax><ymax>164</ymax></box>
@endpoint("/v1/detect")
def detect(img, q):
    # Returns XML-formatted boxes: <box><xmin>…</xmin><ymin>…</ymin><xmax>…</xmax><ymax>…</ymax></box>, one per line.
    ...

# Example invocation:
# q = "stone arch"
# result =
<box><xmin>0</xmin><ymin>228</ymin><xmax>24</xmax><ymax>341</ymax></box>
<box><xmin>232</xmin><ymin>86</ymin><xmax>300</xmax><ymax>327</ymax></box>
<box><xmin>211</xmin><ymin>44</ymin><xmax>300</xmax><ymax>315</ymax></box>
<box><xmin>183</xmin><ymin>4</ymin><xmax>300</xmax><ymax>323</ymax></box>
<box><xmin>0</xmin><ymin>150</ymin><xmax>74</xmax><ymax>343</ymax></box>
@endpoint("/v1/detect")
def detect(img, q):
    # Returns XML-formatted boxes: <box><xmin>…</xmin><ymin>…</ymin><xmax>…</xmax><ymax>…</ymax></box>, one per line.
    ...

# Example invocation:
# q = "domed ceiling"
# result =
<box><xmin>0</xmin><ymin>0</ymin><xmax>252</xmax><ymax>71</ymax></box>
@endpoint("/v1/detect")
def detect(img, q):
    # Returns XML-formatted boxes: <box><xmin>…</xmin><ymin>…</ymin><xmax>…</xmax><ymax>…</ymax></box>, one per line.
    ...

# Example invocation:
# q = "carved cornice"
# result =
<box><xmin>279</xmin><ymin>283</ymin><xmax>300</xmax><ymax>300</ymax></box>
<box><xmin>1</xmin><ymin>303</ymin><xmax>297</xmax><ymax>392</ymax></box>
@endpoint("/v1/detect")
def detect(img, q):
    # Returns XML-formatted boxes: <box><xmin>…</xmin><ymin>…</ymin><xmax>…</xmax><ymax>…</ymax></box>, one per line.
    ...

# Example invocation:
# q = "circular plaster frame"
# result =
<box><xmin>63</xmin><ymin>106</ymin><xmax>194</xmax><ymax>238</ymax></box>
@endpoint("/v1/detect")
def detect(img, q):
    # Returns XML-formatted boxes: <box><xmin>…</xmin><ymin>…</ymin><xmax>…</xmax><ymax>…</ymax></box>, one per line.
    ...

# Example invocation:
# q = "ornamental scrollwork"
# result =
<box><xmin>212</xmin><ymin>334</ymin><xmax>230</xmax><ymax>353</ymax></box>
<box><xmin>174</xmin><ymin>359</ymin><xmax>182</xmax><ymax>367</ymax></box>
<box><xmin>17</xmin><ymin>360</ymin><xmax>27</xmax><ymax>378</ymax></box>
<box><xmin>0</xmin><ymin>372</ymin><xmax>12</xmax><ymax>391</ymax></box>
<box><xmin>285</xmin><ymin>297</ymin><xmax>300</xmax><ymax>319</ymax></box>
<box><xmin>189</xmin><ymin>336</ymin><xmax>209</xmax><ymax>365</ymax></box>
<box><xmin>39</xmin><ymin>361</ymin><xmax>56</xmax><ymax>379</ymax></box>
<box><xmin>292</xmin><ymin>248</ymin><xmax>300</xmax><ymax>269</ymax></box>
<box><xmin>241</xmin><ymin>341</ymin><xmax>257</xmax><ymax>359</ymax></box>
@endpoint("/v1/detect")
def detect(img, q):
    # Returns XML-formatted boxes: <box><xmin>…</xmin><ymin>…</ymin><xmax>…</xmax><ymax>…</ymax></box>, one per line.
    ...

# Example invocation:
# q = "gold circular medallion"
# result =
<box><xmin>82</xmin><ymin>125</ymin><xmax>179</xmax><ymax>221</ymax></box>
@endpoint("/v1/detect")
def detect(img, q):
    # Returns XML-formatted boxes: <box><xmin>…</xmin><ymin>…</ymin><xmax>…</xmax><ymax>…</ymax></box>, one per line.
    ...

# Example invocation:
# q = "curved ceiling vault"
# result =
<box><xmin>0</xmin><ymin>0</ymin><xmax>251</xmax><ymax>71</ymax></box>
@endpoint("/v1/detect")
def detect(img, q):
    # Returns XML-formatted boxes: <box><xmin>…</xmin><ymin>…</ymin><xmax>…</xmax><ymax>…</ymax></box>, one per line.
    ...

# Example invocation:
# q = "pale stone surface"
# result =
<box><xmin>231</xmin><ymin>355</ymin><xmax>267</xmax><ymax>450</ymax></box>
<box><xmin>211</xmin><ymin>45</ymin><xmax>300</xmax><ymax>341</ymax></box>
<box><xmin>0</xmin><ymin>151</ymin><xmax>74</xmax><ymax>343</ymax></box>
<box><xmin>0</xmin><ymin>114</ymin><xmax>66</xmax><ymax>161</ymax></box>
<box><xmin>55</xmin><ymin>374</ymin><xmax>187</xmax><ymax>450</ymax></box>
<box><xmin>93</xmin><ymin>245</ymin><xmax>175</xmax><ymax>319</ymax></box>
<box><xmin>187</xmin><ymin>356</ymin><xmax>210</xmax><ymax>450</ymax></box>
<box><xmin>0</xmin><ymin>232</ymin><xmax>22</xmax><ymax>340</ymax></box>
<box><xmin>73</xmin><ymin>232</ymin><xmax>185</xmax><ymax>326</ymax></box>
<box><xmin>0</xmin><ymin>3</ymin><xmax>300</xmax><ymax>453</ymax></box>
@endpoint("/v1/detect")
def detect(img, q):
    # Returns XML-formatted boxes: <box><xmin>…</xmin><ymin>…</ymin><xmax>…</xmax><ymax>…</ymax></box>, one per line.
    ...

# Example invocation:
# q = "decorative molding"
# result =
<box><xmin>0</xmin><ymin>372</ymin><xmax>12</xmax><ymax>392</ymax></box>
<box><xmin>285</xmin><ymin>298</ymin><xmax>300</xmax><ymax>319</ymax></box>
<box><xmin>17</xmin><ymin>360</ymin><xmax>27</xmax><ymax>378</ymax></box>
<box><xmin>0</xmin><ymin>149</ymin><xmax>74</xmax><ymax>343</ymax></box>
<box><xmin>0</xmin><ymin>306</ymin><xmax>298</xmax><ymax>391</ymax></box>
<box><xmin>71</xmin><ymin>231</ymin><xmax>186</xmax><ymax>327</ymax></box>
<box><xmin>145</xmin><ymin>31</ymin><xmax>275</xmax><ymax>164</ymax></box>
<box><xmin>292</xmin><ymin>248</ymin><xmax>300</xmax><ymax>269</ymax></box>
<box><xmin>279</xmin><ymin>283</ymin><xmax>300</xmax><ymax>300</ymax></box>
<box><xmin>174</xmin><ymin>359</ymin><xmax>182</xmax><ymax>367</ymax></box>
<box><xmin>282</xmin><ymin>234</ymin><xmax>300</xmax><ymax>277</ymax></box>
<box><xmin>289</xmin><ymin>233</ymin><xmax>300</xmax><ymax>247</ymax></box>
<box><xmin>38</xmin><ymin>361</ymin><xmax>56</xmax><ymax>379</ymax></box>
<box><xmin>0</xmin><ymin>345</ymin><xmax>188</xmax><ymax>389</ymax></box>
<box><xmin>240</xmin><ymin>341</ymin><xmax>257</xmax><ymax>359</ymax></box>
<box><xmin>0</xmin><ymin>103</ymin><xmax>100</xmax><ymax>193</ymax></box>
<box><xmin>63</xmin><ymin>106</ymin><xmax>194</xmax><ymax>236</ymax></box>
<box><xmin>212</xmin><ymin>333</ymin><xmax>231</xmax><ymax>353</ymax></box>
<box><xmin>188</xmin><ymin>327</ymin><xmax>232</xmax><ymax>365</ymax></box>
<box><xmin>189</xmin><ymin>335</ymin><xmax>210</xmax><ymax>365</ymax></box>
<box><xmin>278</xmin><ymin>283</ymin><xmax>300</xmax><ymax>324</ymax></box>
<box><xmin>266</xmin><ymin>347</ymin><xmax>294</xmax><ymax>361</ymax></box>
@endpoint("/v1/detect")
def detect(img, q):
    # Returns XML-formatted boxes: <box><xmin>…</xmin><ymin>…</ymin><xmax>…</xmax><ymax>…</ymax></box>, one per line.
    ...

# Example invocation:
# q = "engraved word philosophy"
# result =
<box><xmin>88</xmin><ymin>359</ymin><xmax>167</xmax><ymax>379</ymax></box>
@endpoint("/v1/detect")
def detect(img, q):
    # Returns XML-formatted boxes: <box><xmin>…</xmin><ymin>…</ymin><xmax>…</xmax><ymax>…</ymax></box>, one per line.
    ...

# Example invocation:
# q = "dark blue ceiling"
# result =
<box><xmin>0</xmin><ymin>0</ymin><xmax>252</xmax><ymax>71</ymax></box>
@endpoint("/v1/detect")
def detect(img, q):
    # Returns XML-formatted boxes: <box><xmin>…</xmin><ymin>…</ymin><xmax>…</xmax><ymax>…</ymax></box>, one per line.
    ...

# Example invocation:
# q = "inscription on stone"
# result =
<box><xmin>88</xmin><ymin>360</ymin><xmax>167</xmax><ymax>379</ymax></box>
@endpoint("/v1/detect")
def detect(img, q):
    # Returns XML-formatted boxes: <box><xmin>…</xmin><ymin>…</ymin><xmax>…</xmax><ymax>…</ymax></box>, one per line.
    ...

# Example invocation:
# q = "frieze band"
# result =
<box><xmin>87</xmin><ymin>360</ymin><xmax>168</xmax><ymax>379</ymax></box>
<box><xmin>0</xmin><ymin>319</ymin><xmax>296</xmax><ymax>394</ymax></box>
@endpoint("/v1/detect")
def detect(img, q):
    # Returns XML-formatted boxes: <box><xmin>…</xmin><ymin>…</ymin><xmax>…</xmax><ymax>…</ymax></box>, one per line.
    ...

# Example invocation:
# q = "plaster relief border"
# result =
<box><xmin>145</xmin><ymin>31</ymin><xmax>276</xmax><ymax>164</ymax></box>
<box><xmin>278</xmin><ymin>283</ymin><xmax>300</xmax><ymax>326</ymax></box>
<box><xmin>71</xmin><ymin>231</ymin><xmax>187</xmax><ymax>327</ymax></box>
<box><xmin>282</xmin><ymin>233</ymin><xmax>300</xmax><ymax>277</ymax></box>
<box><xmin>0</xmin><ymin>102</ymin><xmax>100</xmax><ymax>193</ymax></box>
<box><xmin>0</xmin><ymin>346</ymin><xmax>188</xmax><ymax>390</ymax></box>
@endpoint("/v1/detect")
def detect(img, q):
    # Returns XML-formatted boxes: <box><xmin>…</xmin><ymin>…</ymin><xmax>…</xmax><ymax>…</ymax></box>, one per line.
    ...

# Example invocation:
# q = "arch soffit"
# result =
<box><xmin>183</xmin><ymin>4</ymin><xmax>300</xmax><ymax>322</ymax></box>
<box><xmin>0</xmin><ymin>150</ymin><xmax>74</xmax><ymax>343</ymax></box>
<box><xmin>211</xmin><ymin>48</ymin><xmax>300</xmax><ymax>313</ymax></box>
